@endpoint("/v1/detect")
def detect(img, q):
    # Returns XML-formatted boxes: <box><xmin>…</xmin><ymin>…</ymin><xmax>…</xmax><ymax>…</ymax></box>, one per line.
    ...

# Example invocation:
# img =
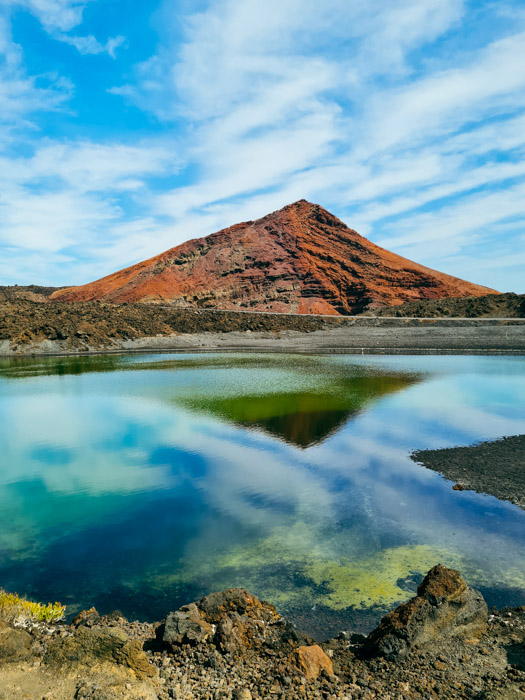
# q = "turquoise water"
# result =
<box><xmin>0</xmin><ymin>353</ymin><xmax>524</xmax><ymax>637</ymax></box>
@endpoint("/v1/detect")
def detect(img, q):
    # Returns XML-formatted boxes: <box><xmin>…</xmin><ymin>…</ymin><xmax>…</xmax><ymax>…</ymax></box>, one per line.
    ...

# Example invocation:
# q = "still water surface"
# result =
<box><xmin>0</xmin><ymin>353</ymin><xmax>524</xmax><ymax>637</ymax></box>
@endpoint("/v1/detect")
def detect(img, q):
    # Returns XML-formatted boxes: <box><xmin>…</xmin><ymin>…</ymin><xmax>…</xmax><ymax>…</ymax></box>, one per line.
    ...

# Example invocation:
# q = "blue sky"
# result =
<box><xmin>1</xmin><ymin>0</ymin><xmax>525</xmax><ymax>292</ymax></box>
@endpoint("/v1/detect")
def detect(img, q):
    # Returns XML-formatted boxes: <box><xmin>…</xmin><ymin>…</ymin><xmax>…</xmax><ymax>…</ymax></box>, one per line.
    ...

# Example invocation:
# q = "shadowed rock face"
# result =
<box><xmin>164</xmin><ymin>603</ymin><xmax>213</xmax><ymax>647</ymax></box>
<box><xmin>44</xmin><ymin>626</ymin><xmax>155</xmax><ymax>679</ymax></box>
<box><xmin>51</xmin><ymin>200</ymin><xmax>495</xmax><ymax>314</ymax></box>
<box><xmin>0</xmin><ymin>621</ymin><xmax>32</xmax><ymax>662</ymax></box>
<box><xmin>365</xmin><ymin>565</ymin><xmax>488</xmax><ymax>659</ymax></box>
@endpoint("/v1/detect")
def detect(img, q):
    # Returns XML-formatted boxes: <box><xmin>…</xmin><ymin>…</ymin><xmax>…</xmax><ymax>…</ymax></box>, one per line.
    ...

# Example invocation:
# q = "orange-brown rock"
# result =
<box><xmin>292</xmin><ymin>645</ymin><xmax>334</xmax><ymax>680</ymax></box>
<box><xmin>71</xmin><ymin>607</ymin><xmax>99</xmax><ymax>627</ymax></box>
<box><xmin>51</xmin><ymin>200</ymin><xmax>496</xmax><ymax>314</ymax></box>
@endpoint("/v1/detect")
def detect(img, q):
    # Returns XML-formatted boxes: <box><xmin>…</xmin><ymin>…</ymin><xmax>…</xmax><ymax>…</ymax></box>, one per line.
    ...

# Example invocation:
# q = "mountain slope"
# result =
<box><xmin>51</xmin><ymin>200</ymin><xmax>496</xmax><ymax>314</ymax></box>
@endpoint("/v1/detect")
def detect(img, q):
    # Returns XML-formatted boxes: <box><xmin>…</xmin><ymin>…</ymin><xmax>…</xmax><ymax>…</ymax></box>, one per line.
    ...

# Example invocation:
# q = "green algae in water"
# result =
<box><xmin>152</xmin><ymin>542</ymin><xmax>460</xmax><ymax>611</ymax></box>
<box><xmin>307</xmin><ymin>546</ymin><xmax>458</xmax><ymax>609</ymax></box>
<box><xmin>154</xmin><ymin>516</ymin><xmax>525</xmax><ymax>615</ymax></box>
<box><xmin>158</xmin><ymin>519</ymin><xmax>463</xmax><ymax>611</ymax></box>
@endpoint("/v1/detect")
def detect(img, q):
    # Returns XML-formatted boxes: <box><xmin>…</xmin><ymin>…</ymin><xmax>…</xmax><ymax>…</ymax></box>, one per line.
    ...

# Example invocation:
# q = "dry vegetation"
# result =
<box><xmin>0</xmin><ymin>589</ymin><xmax>65</xmax><ymax>624</ymax></box>
<box><xmin>368</xmin><ymin>292</ymin><xmax>525</xmax><ymax>318</ymax></box>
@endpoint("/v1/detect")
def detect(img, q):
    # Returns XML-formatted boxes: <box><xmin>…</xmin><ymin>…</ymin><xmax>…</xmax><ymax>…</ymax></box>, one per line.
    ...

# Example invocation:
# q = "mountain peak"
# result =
<box><xmin>52</xmin><ymin>201</ymin><xmax>496</xmax><ymax>314</ymax></box>
<box><xmin>269</xmin><ymin>199</ymin><xmax>331</xmax><ymax>216</ymax></box>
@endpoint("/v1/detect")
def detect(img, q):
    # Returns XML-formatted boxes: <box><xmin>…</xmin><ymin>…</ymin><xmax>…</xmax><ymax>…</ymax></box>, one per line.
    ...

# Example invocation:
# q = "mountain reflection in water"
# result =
<box><xmin>178</xmin><ymin>373</ymin><xmax>416</xmax><ymax>447</ymax></box>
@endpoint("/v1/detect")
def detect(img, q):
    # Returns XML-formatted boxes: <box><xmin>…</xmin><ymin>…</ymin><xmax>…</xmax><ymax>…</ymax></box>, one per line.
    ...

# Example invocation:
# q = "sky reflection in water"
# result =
<box><xmin>0</xmin><ymin>353</ymin><xmax>524</xmax><ymax>638</ymax></box>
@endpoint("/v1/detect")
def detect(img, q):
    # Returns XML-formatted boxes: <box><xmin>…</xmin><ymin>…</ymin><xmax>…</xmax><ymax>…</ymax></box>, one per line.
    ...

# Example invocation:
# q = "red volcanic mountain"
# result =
<box><xmin>51</xmin><ymin>200</ymin><xmax>495</xmax><ymax>314</ymax></box>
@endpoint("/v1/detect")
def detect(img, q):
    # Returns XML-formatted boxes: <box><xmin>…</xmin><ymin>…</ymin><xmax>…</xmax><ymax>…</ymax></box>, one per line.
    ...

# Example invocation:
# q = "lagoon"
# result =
<box><xmin>0</xmin><ymin>353</ymin><xmax>524</xmax><ymax>638</ymax></box>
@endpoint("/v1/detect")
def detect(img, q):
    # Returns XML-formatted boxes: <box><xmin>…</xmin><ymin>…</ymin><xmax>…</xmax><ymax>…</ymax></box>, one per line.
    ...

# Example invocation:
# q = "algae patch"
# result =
<box><xmin>205</xmin><ymin>529</ymin><xmax>525</xmax><ymax>612</ymax></box>
<box><xmin>307</xmin><ymin>546</ymin><xmax>456</xmax><ymax>609</ymax></box>
<box><xmin>156</xmin><ymin>520</ymin><xmax>464</xmax><ymax>612</ymax></box>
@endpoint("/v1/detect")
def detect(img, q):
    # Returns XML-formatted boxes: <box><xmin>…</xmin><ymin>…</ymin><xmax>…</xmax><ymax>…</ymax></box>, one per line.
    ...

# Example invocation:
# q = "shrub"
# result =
<box><xmin>0</xmin><ymin>589</ymin><xmax>65</xmax><ymax>624</ymax></box>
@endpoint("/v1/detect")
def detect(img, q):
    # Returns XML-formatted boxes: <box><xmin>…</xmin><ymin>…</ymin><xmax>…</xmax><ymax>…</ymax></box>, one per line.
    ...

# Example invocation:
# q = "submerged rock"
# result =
<box><xmin>0</xmin><ymin>620</ymin><xmax>32</xmax><ymax>662</ymax></box>
<box><xmin>366</xmin><ymin>564</ymin><xmax>488</xmax><ymax>659</ymax></box>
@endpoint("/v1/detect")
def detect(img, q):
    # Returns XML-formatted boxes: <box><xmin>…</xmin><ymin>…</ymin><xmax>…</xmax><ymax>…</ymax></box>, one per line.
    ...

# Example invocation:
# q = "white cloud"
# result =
<box><xmin>57</xmin><ymin>32</ymin><xmax>125</xmax><ymax>57</ymax></box>
<box><xmin>0</xmin><ymin>140</ymin><xmax>177</xmax><ymax>191</ymax></box>
<box><xmin>357</xmin><ymin>31</ymin><xmax>525</xmax><ymax>160</ymax></box>
<box><xmin>351</xmin><ymin>158</ymin><xmax>525</xmax><ymax>235</ymax></box>
<box><xmin>0</xmin><ymin>187</ymin><xmax>119</xmax><ymax>251</ymax></box>
<box><xmin>376</xmin><ymin>182</ymin><xmax>525</xmax><ymax>252</ymax></box>
<box><xmin>168</xmin><ymin>0</ymin><xmax>464</xmax><ymax>120</ymax></box>
<box><xmin>0</xmin><ymin>138</ymin><xmax>177</xmax><ymax>280</ymax></box>
<box><xmin>13</xmin><ymin>0</ymin><xmax>89</xmax><ymax>32</ymax></box>
<box><xmin>6</xmin><ymin>0</ymin><xmax>124</xmax><ymax>56</ymax></box>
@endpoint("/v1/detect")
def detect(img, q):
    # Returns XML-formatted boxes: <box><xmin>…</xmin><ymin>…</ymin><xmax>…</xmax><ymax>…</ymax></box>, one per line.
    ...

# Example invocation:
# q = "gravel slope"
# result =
<box><xmin>412</xmin><ymin>435</ymin><xmax>525</xmax><ymax>509</ymax></box>
<box><xmin>1</xmin><ymin>300</ymin><xmax>524</xmax><ymax>356</ymax></box>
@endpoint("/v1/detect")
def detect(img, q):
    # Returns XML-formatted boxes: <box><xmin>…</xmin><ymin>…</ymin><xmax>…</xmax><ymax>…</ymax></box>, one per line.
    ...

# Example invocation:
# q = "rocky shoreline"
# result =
<box><xmin>1</xmin><ymin>566</ymin><xmax>524</xmax><ymax>699</ymax></box>
<box><xmin>412</xmin><ymin>435</ymin><xmax>525</xmax><ymax>510</ymax></box>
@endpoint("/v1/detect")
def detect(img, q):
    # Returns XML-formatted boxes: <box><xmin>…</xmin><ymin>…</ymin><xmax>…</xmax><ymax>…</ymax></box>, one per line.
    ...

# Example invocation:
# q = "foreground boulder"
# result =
<box><xmin>164</xmin><ymin>602</ymin><xmax>213</xmax><ymax>646</ymax></box>
<box><xmin>163</xmin><ymin>588</ymin><xmax>299</xmax><ymax>656</ymax></box>
<box><xmin>44</xmin><ymin>626</ymin><xmax>155</xmax><ymax>679</ymax></box>
<box><xmin>366</xmin><ymin>564</ymin><xmax>488</xmax><ymax>659</ymax></box>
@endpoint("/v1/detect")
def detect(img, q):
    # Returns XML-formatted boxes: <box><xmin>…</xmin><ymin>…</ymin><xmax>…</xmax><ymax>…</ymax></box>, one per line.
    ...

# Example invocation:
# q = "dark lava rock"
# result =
<box><xmin>44</xmin><ymin>626</ymin><xmax>155</xmax><ymax>679</ymax></box>
<box><xmin>163</xmin><ymin>588</ymin><xmax>283</xmax><ymax>656</ymax></box>
<box><xmin>164</xmin><ymin>602</ymin><xmax>213</xmax><ymax>647</ymax></box>
<box><xmin>0</xmin><ymin>621</ymin><xmax>32</xmax><ymax>662</ymax></box>
<box><xmin>0</xmin><ymin>299</ymin><xmax>332</xmax><ymax>351</ymax></box>
<box><xmin>370</xmin><ymin>291</ymin><xmax>525</xmax><ymax>318</ymax></box>
<box><xmin>412</xmin><ymin>434</ymin><xmax>525</xmax><ymax>510</ymax></box>
<box><xmin>366</xmin><ymin>564</ymin><xmax>488</xmax><ymax>659</ymax></box>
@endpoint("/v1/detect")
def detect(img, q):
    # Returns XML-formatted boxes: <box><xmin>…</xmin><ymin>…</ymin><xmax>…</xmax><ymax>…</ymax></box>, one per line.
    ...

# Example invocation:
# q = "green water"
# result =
<box><xmin>0</xmin><ymin>353</ymin><xmax>524</xmax><ymax>638</ymax></box>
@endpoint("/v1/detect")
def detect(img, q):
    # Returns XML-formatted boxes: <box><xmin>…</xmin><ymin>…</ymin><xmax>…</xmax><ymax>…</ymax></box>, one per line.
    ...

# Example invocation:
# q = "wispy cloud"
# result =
<box><xmin>12</xmin><ymin>0</ymin><xmax>90</xmax><ymax>32</ymax></box>
<box><xmin>0</xmin><ymin>14</ymin><xmax>72</xmax><ymax>131</ymax></box>
<box><xmin>7</xmin><ymin>0</ymin><xmax>124</xmax><ymax>56</ymax></box>
<box><xmin>0</xmin><ymin>139</ymin><xmax>177</xmax><ymax>284</ymax></box>
<box><xmin>1</xmin><ymin>0</ymin><xmax>525</xmax><ymax>291</ymax></box>
<box><xmin>57</xmin><ymin>32</ymin><xmax>125</xmax><ymax>58</ymax></box>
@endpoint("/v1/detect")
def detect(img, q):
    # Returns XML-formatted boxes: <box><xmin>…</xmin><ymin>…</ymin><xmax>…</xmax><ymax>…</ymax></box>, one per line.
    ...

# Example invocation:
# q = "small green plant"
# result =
<box><xmin>0</xmin><ymin>589</ymin><xmax>66</xmax><ymax>624</ymax></box>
